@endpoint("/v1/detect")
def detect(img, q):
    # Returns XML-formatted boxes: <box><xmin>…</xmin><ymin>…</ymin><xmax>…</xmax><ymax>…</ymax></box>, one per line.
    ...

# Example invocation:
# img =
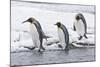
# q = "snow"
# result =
<box><xmin>11</xmin><ymin>1</ymin><xmax>95</xmax><ymax>52</ymax></box>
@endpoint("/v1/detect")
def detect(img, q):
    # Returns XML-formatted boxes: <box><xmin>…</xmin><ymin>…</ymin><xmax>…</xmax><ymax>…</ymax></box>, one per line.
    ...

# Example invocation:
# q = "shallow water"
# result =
<box><xmin>11</xmin><ymin>47</ymin><xmax>95</xmax><ymax>66</ymax></box>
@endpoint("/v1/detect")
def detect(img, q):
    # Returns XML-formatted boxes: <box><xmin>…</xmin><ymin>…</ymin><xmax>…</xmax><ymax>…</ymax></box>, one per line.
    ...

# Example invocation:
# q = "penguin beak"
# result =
<box><xmin>22</xmin><ymin>20</ymin><xmax>28</xmax><ymax>24</ymax></box>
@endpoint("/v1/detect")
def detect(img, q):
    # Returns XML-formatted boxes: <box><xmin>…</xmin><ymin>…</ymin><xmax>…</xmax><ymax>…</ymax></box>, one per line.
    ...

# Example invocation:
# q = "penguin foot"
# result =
<box><xmin>65</xmin><ymin>48</ymin><xmax>69</xmax><ymax>51</ymax></box>
<box><xmin>84</xmin><ymin>35</ymin><xmax>88</xmax><ymax>39</ymax></box>
<box><xmin>24</xmin><ymin>46</ymin><xmax>35</xmax><ymax>50</ymax></box>
<box><xmin>38</xmin><ymin>49</ymin><xmax>41</xmax><ymax>52</ymax></box>
<box><xmin>41</xmin><ymin>46</ymin><xmax>45</xmax><ymax>50</ymax></box>
<box><xmin>38</xmin><ymin>48</ymin><xmax>45</xmax><ymax>52</ymax></box>
<box><xmin>58</xmin><ymin>44</ymin><xmax>63</xmax><ymax>48</ymax></box>
<box><xmin>78</xmin><ymin>36</ymin><xmax>83</xmax><ymax>40</ymax></box>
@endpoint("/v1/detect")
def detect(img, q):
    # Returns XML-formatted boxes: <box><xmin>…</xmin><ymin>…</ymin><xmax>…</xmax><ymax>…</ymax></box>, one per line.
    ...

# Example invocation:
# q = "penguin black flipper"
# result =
<box><xmin>73</xmin><ymin>24</ymin><xmax>76</xmax><ymax>31</ymax></box>
<box><xmin>60</xmin><ymin>24</ymin><xmax>69</xmax><ymax>51</ymax></box>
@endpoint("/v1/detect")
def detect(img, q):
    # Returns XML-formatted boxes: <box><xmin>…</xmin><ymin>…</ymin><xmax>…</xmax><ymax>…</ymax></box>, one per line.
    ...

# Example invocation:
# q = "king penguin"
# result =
<box><xmin>22</xmin><ymin>17</ymin><xmax>46</xmax><ymax>52</ymax></box>
<box><xmin>55</xmin><ymin>22</ymin><xmax>69</xmax><ymax>51</ymax></box>
<box><xmin>73</xmin><ymin>13</ymin><xmax>88</xmax><ymax>40</ymax></box>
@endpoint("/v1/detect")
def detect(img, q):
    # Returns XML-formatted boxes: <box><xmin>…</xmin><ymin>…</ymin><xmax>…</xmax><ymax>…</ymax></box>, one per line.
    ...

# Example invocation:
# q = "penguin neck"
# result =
<box><xmin>29</xmin><ymin>21</ymin><xmax>36</xmax><ymax>25</ymax></box>
<box><xmin>76</xmin><ymin>19</ymin><xmax>80</xmax><ymax>22</ymax></box>
<box><xmin>31</xmin><ymin>21</ymin><xmax>35</xmax><ymax>24</ymax></box>
<box><xmin>57</xmin><ymin>26</ymin><xmax>59</xmax><ymax>28</ymax></box>
<box><xmin>29</xmin><ymin>22</ymin><xmax>35</xmax><ymax>27</ymax></box>
<box><xmin>58</xmin><ymin>27</ymin><xmax>61</xmax><ymax>29</ymax></box>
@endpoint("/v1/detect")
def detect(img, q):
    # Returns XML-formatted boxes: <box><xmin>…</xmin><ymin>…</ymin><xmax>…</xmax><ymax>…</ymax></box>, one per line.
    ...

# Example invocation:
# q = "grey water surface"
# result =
<box><xmin>11</xmin><ymin>47</ymin><xmax>95</xmax><ymax>66</ymax></box>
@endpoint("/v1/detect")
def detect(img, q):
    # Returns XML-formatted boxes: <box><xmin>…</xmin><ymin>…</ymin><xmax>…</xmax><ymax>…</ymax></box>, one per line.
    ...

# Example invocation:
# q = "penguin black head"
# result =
<box><xmin>54</xmin><ymin>22</ymin><xmax>61</xmax><ymax>27</ymax></box>
<box><xmin>76</xmin><ymin>15</ymin><xmax>80</xmax><ymax>20</ymax></box>
<box><xmin>75</xmin><ymin>13</ymin><xmax>83</xmax><ymax>21</ymax></box>
<box><xmin>22</xmin><ymin>17</ymin><xmax>35</xmax><ymax>24</ymax></box>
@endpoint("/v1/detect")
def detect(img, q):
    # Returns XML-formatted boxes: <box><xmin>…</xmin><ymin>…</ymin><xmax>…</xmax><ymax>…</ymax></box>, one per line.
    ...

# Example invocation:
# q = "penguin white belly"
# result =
<box><xmin>58</xmin><ymin>28</ymin><xmax>66</xmax><ymax>49</ymax></box>
<box><xmin>30</xmin><ymin>24</ymin><xmax>40</xmax><ymax>48</ymax></box>
<box><xmin>75</xmin><ymin>20</ymin><xmax>85</xmax><ymax>36</ymax></box>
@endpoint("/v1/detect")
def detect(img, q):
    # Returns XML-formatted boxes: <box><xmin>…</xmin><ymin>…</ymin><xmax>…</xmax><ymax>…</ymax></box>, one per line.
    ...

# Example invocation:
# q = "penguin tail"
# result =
<box><xmin>73</xmin><ymin>25</ymin><xmax>76</xmax><ymax>31</ymax></box>
<box><xmin>43</xmin><ymin>35</ymin><xmax>51</xmax><ymax>41</ymax></box>
<box><xmin>43</xmin><ymin>35</ymin><xmax>51</xmax><ymax>38</ymax></box>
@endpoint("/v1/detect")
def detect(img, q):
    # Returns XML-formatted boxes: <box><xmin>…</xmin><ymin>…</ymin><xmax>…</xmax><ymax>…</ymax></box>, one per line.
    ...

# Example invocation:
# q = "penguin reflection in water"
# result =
<box><xmin>22</xmin><ymin>17</ymin><xmax>49</xmax><ymax>52</ymax></box>
<box><xmin>73</xmin><ymin>13</ymin><xmax>88</xmax><ymax>40</ymax></box>
<box><xmin>55</xmin><ymin>22</ymin><xmax>69</xmax><ymax>51</ymax></box>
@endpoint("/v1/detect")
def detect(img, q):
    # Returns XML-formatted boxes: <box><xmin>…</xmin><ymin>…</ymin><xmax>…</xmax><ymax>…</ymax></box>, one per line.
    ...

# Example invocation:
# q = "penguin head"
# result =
<box><xmin>22</xmin><ymin>17</ymin><xmax>36</xmax><ymax>24</ymax></box>
<box><xmin>76</xmin><ymin>15</ymin><xmax>81</xmax><ymax>21</ymax></box>
<box><xmin>54</xmin><ymin>22</ymin><xmax>61</xmax><ymax>27</ymax></box>
<box><xmin>76</xmin><ymin>13</ymin><xmax>84</xmax><ymax>21</ymax></box>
